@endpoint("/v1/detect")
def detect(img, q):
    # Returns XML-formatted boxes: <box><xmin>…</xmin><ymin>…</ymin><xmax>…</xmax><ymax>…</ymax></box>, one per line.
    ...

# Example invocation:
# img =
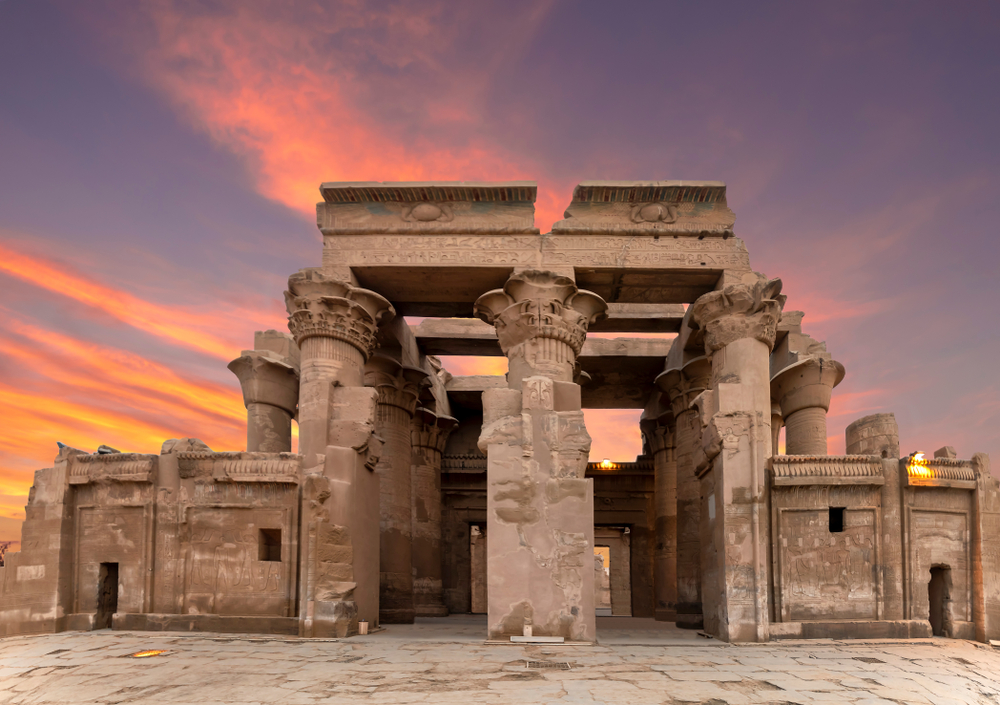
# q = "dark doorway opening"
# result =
<box><xmin>829</xmin><ymin>507</ymin><xmax>845</xmax><ymax>533</ymax></box>
<box><xmin>96</xmin><ymin>562</ymin><xmax>119</xmax><ymax>629</ymax></box>
<box><xmin>928</xmin><ymin>565</ymin><xmax>951</xmax><ymax>637</ymax></box>
<box><xmin>259</xmin><ymin>528</ymin><xmax>282</xmax><ymax>561</ymax></box>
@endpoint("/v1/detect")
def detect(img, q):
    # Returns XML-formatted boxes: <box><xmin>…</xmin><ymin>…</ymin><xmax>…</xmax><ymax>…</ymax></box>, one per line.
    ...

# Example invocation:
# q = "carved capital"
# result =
<box><xmin>649</xmin><ymin>423</ymin><xmax>676</xmax><ymax>455</ymax></box>
<box><xmin>770</xmin><ymin>355</ymin><xmax>845</xmax><ymax>418</ymax></box>
<box><xmin>655</xmin><ymin>356</ymin><xmax>712</xmax><ymax>417</ymax></box>
<box><xmin>284</xmin><ymin>268</ymin><xmax>394</xmax><ymax>358</ymax></box>
<box><xmin>690</xmin><ymin>276</ymin><xmax>786</xmax><ymax>354</ymax></box>
<box><xmin>411</xmin><ymin>407</ymin><xmax>459</xmax><ymax>454</ymax></box>
<box><xmin>473</xmin><ymin>269</ymin><xmax>607</xmax><ymax>361</ymax></box>
<box><xmin>364</xmin><ymin>354</ymin><xmax>428</xmax><ymax>417</ymax></box>
<box><xmin>228</xmin><ymin>351</ymin><xmax>299</xmax><ymax>414</ymax></box>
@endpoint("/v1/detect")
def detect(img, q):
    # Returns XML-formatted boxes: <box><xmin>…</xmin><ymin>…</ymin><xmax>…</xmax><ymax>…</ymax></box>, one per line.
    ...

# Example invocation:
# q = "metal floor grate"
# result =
<box><xmin>525</xmin><ymin>661</ymin><xmax>571</xmax><ymax>670</ymax></box>
<box><xmin>854</xmin><ymin>657</ymin><xmax>885</xmax><ymax>664</ymax></box>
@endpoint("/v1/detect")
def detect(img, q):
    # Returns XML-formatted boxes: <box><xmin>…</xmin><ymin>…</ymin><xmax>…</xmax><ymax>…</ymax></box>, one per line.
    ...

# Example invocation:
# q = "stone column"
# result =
<box><xmin>474</xmin><ymin>269</ymin><xmax>607</xmax><ymax>642</ymax></box>
<box><xmin>365</xmin><ymin>355</ymin><xmax>428</xmax><ymax>624</ymax></box>
<box><xmin>770</xmin><ymin>344</ymin><xmax>845</xmax><ymax>455</ymax></box>
<box><xmin>656</xmin><ymin>357</ymin><xmax>711</xmax><ymax>629</ymax></box>
<box><xmin>285</xmin><ymin>268</ymin><xmax>394</xmax><ymax>636</ymax></box>
<box><xmin>228</xmin><ymin>347</ymin><xmax>298</xmax><ymax>453</ymax></box>
<box><xmin>650</xmin><ymin>420</ymin><xmax>678</xmax><ymax>622</ymax></box>
<box><xmin>690</xmin><ymin>275</ymin><xmax>785</xmax><ymax>643</ymax></box>
<box><xmin>846</xmin><ymin>413</ymin><xmax>903</xmax><ymax>620</ymax></box>
<box><xmin>411</xmin><ymin>407</ymin><xmax>458</xmax><ymax>617</ymax></box>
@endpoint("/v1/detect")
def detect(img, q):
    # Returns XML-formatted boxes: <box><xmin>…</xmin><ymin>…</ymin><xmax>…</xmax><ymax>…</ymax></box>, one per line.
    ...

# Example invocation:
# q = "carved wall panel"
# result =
<box><xmin>74</xmin><ymin>506</ymin><xmax>152</xmax><ymax>616</ymax></box>
<box><xmin>182</xmin><ymin>507</ymin><xmax>294</xmax><ymax>618</ymax></box>
<box><xmin>775</xmin><ymin>507</ymin><xmax>879</xmax><ymax>621</ymax></box>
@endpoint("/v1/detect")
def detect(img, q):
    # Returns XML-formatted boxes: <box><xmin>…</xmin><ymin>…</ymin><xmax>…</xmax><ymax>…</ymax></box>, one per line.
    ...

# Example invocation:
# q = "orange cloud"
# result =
<box><xmin>98</xmin><ymin>2</ymin><xmax>569</xmax><ymax>231</ymax></box>
<box><xmin>0</xmin><ymin>242</ymin><xmax>247</xmax><ymax>360</ymax></box>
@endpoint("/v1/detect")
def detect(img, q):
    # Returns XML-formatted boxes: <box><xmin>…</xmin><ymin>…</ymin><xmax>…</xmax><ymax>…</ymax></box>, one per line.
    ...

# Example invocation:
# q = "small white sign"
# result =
<box><xmin>17</xmin><ymin>565</ymin><xmax>45</xmax><ymax>581</ymax></box>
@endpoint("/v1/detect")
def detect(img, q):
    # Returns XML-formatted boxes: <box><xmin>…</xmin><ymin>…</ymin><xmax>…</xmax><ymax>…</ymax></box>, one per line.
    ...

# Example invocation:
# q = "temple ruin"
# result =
<box><xmin>2</xmin><ymin>180</ymin><xmax>999</xmax><ymax>644</ymax></box>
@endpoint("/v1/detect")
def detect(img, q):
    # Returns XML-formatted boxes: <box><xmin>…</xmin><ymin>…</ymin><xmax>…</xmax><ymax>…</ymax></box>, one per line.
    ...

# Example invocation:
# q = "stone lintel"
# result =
<box><xmin>318</xmin><ymin>181</ymin><xmax>538</xmax><ymax>235</ymax></box>
<box><xmin>412</xmin><ymin>317</ymin><xmax>673</xmax><ymax>357</ymax></box>
<box><xmin>552</xmin><ymin>180</ymin><xmax>735</xmax><ymax>236</ymax></box>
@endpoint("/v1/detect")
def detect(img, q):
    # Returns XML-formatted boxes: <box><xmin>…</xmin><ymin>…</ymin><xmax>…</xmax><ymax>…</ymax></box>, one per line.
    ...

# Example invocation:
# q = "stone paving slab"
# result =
<box><xmin>1</xmin><ymin>624</ymin><xmax>999</xmax><ymax>704</ymax></box>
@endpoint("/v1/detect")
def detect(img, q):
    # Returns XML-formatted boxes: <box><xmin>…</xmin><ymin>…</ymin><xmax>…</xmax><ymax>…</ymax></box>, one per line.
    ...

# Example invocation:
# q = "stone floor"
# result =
<box><xmin>1</xmin><ymin>615</ymin><xmax>999</xmax><ymax>704</ymax></box>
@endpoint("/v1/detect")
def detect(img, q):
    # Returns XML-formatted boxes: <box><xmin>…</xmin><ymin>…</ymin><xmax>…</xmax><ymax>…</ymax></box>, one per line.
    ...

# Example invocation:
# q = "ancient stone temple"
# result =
<box><xmin>2</xmin><ymin>180</ymin><xmax>999</xmax><ymax>644</ymax></box>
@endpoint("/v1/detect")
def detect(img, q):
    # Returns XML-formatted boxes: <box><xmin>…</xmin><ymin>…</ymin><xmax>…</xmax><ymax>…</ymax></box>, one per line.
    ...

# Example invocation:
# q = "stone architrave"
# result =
<box><xmin>649</xmin><ymin>420</ymin><xmax>678</xmax><ymax>622</ymax></box>
<box><xmin>285</xmin><ymin>268</ymin><xmax>394</xmax><ymax>637</ymax></box>
<box><xmin>656</xmin><ymin>356</ymin><xmax>712</xmax><ymax>629</ymax></box>
<box><xmin>411</xmin><ymin>408</ymin><xmax>459</xmax><ymax>617</ymax></box>
<box><xmin>227</xmin><ymin>348</ymin><xmax>298</xmax><ymax>453</ymax></box>
<box><xmin>689</xmin><ymin>275</ymin><xmax>784</xmax><ymax>643</ymax></box>
<box><xmin>475</xmin><ymin>270</ymin><xmax>607</xmax><ymax>642</ymax></box>
<box><xmin>364</xmin><ymin>355</ymin><xmax>429</xmax><ymax>624</ymax></box>
<box><xmin>770</xmin><ymin>328</ymin><xmax>845</xmax><ymax>455</ymax></box>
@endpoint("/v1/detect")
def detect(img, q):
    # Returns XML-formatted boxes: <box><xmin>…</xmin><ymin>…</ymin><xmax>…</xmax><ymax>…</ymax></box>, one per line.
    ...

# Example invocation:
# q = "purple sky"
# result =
<box><xmin>1</xmin><ymin>1</ymin><xmax>998</xmax><ymax>542</ymax></box>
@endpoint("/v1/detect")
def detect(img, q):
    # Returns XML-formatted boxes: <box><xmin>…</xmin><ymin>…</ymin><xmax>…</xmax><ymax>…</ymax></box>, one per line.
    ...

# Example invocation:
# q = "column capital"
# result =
<box><xmin>227</xmin><ymin>351</ymin><xmax>299</xmax><ymax>415</ymax></box>
<box><xmin>649</xmin><ymin>423</ymin><xmax>676</xmax><ymax>455</ymax></box>
<box><xmin>364</xmin><ymin>354</ymin><xmax>429</xmax><ymax>416</ymax></box>
<box><xmin>411</xmin><ymin>408</ymin><xmax>459</xmax><ymax>453</ymax></box>
<box><xmin>690</xmin><ymin>276</ymin><xmax>785</xmax><ymax>354</ymax></box>
<box><xmin>284</xmin><ymin>268</ymin><xmax>395</xmax><ymax>358</ymax></box>
<box><xmin>770</xmin><ymin>355</ymin><xmax>845</xmax><ymax>418</ymax></box>
<box><xmin>473</xmin><ymin>269</ymin><xmax>607</xmax><ymax>359</ymax></box>
<box><xmin>656</xmin><ymin>356</ymin><xmax>712</xmax><ymax>418</ymax></box>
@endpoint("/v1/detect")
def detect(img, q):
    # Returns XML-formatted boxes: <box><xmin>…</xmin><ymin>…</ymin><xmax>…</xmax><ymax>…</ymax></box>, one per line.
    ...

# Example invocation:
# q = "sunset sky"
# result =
<box><xmin>2</xmin><ymin>1</ymin><xmax>999</xmax><ymax>545</ymax></box>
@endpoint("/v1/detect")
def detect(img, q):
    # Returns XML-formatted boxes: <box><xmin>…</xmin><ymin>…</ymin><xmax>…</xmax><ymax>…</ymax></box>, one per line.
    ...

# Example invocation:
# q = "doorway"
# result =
<box><xmin>96</xmin><ymin>562</ymin><xmax>119</xmax><ymax>629</ymax></box>
<box><xmin>928</xmin><ymin>565</ymin><xmax>951</xmax><ymax>637</ymax></box>
<box><xmin>594</xmin><ymin>527</ymin><xmax>632</xmax><ymax>616</ymax></box>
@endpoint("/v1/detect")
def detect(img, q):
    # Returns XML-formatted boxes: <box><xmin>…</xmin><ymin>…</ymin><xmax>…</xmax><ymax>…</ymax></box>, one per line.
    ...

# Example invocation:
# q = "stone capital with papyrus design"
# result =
<box><xmin>363</xmin><ymin>354</ymin><xmax>428</xmax><ymax>418</ymax></box>
<box><xmin>473</xmin><ymin>270</ymin><xmax>607</xmax><ymax>384</ymax></box>
<box><xmin>285</xmin><ymin>268</ymin><xmax>394</xmax><ymax>359</ymax></box>
<box><xmin>656</xmin><ymin>356</ymin><xmax>712</xmax><ymax>418</ymax></box>
<box><xmin>227</xmin><ymin>351</ymin><xmax>299</xmax><ymax>415</ymax></box>
<box><xmin>411</xmin><ymin>408</ymin><xmax>458</xmax><ymax>455</ymax></box>
<box><xmin>690</xmin><ymin>275</ymin><xmax>786</xmax><ymax>355</ymax></box>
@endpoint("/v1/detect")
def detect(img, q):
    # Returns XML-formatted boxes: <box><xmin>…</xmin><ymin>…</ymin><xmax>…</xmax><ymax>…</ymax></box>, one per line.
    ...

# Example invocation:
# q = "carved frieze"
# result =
<box><xmin>552</xmin><ymin>181</ymin><xmax>736</xmax><ymax>236</ymax></box>
<box><xmin>69</xmin><ymin>453</ymin><xmax>157</xmax><ymax>484</ymax></box>
<box><xmin>176</xmin><ymin>451</ymin><xmax>302</xmax><ymax>483</ymax></box>
<box><xmin>771</xmin><ymin>455</ymin><xmax>884</xmax><ymax>486</ymax></box>
<box><xmin>284</xmin><ymin>268</ymin><xmax>394</xmax><ymax>358</ymax></box>
<box><xmin>317</xmin><ymin>182</ymin><xmax>538</xmax><ymax>235</ymax></box>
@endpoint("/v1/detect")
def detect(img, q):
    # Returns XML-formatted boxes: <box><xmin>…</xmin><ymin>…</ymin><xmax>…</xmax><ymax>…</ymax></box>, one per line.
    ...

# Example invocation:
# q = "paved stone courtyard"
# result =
<box><xmin>1</xmin><ymin>616</ymin><xmax>999</xmax><ymax>704</ymax></box>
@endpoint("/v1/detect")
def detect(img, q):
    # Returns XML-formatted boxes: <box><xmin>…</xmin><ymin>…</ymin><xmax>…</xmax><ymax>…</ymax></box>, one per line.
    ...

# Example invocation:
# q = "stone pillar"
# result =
<box><xmin>365</xmin><ymin>355</ymin><xmax>428</xmax><ymax>624</ymax></box>
<box><xmin>228</xmin><ymin>346</ymin><xmax>298</xmax><ymax>453</ymax></box>
<box><xmin>846</xmin><ymin>413</ymin><xmax>904</xmax><ymax>620</ymax></box>
<box><xmin>690</xmin><ymin>275</ymin><xmax>784</xmax><ymax>643</ymax></box>
<box><xmin>656</xmin><ymin>357</ymin><xmax>711</xmax><ymax>629</ymax></box>
<box><xmin>474</xmin><ymin>269</ymin><xmax>607</xmax><ymax>642</ymax></box>
<box><xmin>770</xmin><ymin>331</ymin><xmax>845</xmax><ymax>456</ymax></box>
<box><xmin>650</xmin><ymin>420</ymin><xmax>677</xmax><ymax>622</ymax></box>
<box><xmin>411</xmin><ymin>407</ymin><xmax>458</xmax><ymax>617</ymax></box>
<box><xmin>285</xmin><ymin>268</ymin><xmax>394</xmax><ymax>637</ymax></box>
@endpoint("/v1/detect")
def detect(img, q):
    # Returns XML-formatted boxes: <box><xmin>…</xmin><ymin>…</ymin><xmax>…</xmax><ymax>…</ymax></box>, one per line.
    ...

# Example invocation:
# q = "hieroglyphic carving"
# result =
<box><xmin>321</xmin><ymin>233</ymin><xmax>752</xmax><ymax>270</ymax></box>
<box><xmin>778</xmin><ymin>508</ymin><xmax>877</xmax><ymax>620</ymax></box>
<box><xmin>184</xmin><ymin>508</ymin><xmax>289</xmax><ymax>615</ymax></box>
